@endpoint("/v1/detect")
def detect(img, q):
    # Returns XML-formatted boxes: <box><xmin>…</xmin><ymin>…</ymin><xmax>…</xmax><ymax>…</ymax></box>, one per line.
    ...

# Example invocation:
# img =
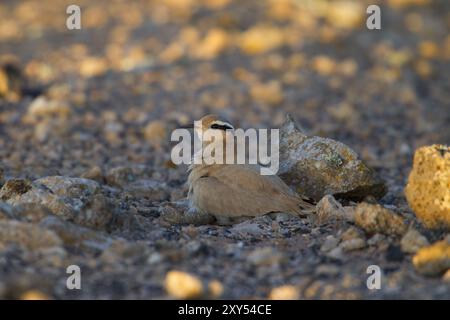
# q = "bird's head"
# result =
<box><xmin>193</xmin><ymin>114</ymin><xmax>235</xmax><ymax>143</ymax></box>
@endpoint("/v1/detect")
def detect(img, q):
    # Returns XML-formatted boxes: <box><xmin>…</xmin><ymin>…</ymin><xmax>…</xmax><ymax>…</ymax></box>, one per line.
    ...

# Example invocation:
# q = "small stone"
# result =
<box><xmin>268</xmin><ymin>285</ymin><xmax>299</xmax><ymax>300</ymax></box>
<box><xmin>367</xmin><ymin>233</ymin><xmax>386</xmax><ymax>246</ymax></box>
<box><xmin>79</xmin><ymin>57</ymin><xmax>108</xmax><ymax>77</ymax></box>
<box><xmin>26</xmin><ymin>96</ymin><xmax>71</xmax><ymax>121</ymax></box>
<box><xmin>320</xmin><ymin>235</ymin><xmax>340</xmax><ymax>252</ymax></box>
<box><xmin>143</xmin><ymin>120</ymin><xmax>167</xmax><ymax>147</ymax></box>
<box><xmin>124</xmin><ymin>179</ymin><xmax>170</xmax><ymax>201</ymax></box>
<box><xmin>247</xmin><ymin>247</ymin><xmax>285</xmax><ymax>266</ymax></box>
<box><xmin>160</xmin><ymin>202</ymin><xmax>215</xmax><ymax>225</ymax></box>
<box><xmin>81</xmin><ymin>166</ymin><xmax>105</xmax><ymax>183</ymax></box>
<box><xmin>315</xmin><ymin>264</ymin><xmax>340</xmax><ymax>277</ymax></box>
<box><xmin>164</xmin><ymin>270</ymin><xmax>203</xmax><ymax>299</ymax></box>
<box><xmin>208</xmin><ymin>280</ymin><xmax>224</xmax><ymax>298</ymax></box>
<box><xmin>105</xmin><ymin>165</ymin><xmax>151</xmax><ymax>188</ymax></box>
<box><xmin>326</xmin><ymin>247</ymin><xmax>345</xmax><ymax>261</ymax></box>
<box><xmin>230</xmin><ymin>221</ymin><xmax>266</xmax><ymax>238</ymax></box>
<box><xmin>400</xmin><ymin>228</ymin><xmax>430</xmax><ymax>253</ymax></box>
<box><xmin>405</xmin><ymin>145</ymin><xmax>450</xmax><ymax>230</ymax></box>
<box><xmin>355</xmin><ymin>202</ymin><xmax>407</xmax><ymax>236</ymax></box>
<box><xmin>340</xmin><ymin>226</ymin><xmax>364</xmax><ymax>241</ymax></box>
<box><xmin>250</xmin><ymin>81</ymin><xmax>284</xmax><ymax>106</ymax></box>
<box><xmin>238</xmin><ymin>26</ymin><xmax>285</xmax><ymax>55</ymax></box>
<box><xmin>315</xmin><ymin>195</ymin><xmax>346</xmax><ymax>224</ymax></box>
<box><xmin>413</xmin><ymin>238</ymin><xmax>450</xmax><ymax>276</ymax></box>
<box><xmin>279</xmin><ymin>115</ymin><xmax>386</xmax><ymax>201</ymax></box>
<box><xmin>193</xmin><ymin>28</ymin><xmax>229</xmax><ymax>60</ymax></box>
<box><xmin>340</xmin><ymin>238</ymin><xmax>366</xmax><ymax>252</ymax></box>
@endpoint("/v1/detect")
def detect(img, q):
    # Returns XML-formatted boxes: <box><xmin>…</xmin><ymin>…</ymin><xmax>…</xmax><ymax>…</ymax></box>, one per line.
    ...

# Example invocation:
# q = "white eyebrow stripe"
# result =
<box><xmin>213</xmin><ymin>120</ymin><xmax>234</xmax><ymax>129</ymax></box>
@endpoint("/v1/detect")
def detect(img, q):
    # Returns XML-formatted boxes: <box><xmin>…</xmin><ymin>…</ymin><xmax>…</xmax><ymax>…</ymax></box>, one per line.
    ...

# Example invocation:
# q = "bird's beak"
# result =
<box><xmin>179</xmin><ymin>124</ymin><xmax>194</xmax><ymax>129</ymax></box>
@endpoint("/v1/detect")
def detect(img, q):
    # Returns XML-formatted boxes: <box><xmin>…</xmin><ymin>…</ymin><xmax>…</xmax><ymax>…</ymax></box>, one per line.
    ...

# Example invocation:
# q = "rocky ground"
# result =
<box><xmin>0</xmin><ymin>0</ymin><xmax>449</xmax><ymax>299</ymax></box>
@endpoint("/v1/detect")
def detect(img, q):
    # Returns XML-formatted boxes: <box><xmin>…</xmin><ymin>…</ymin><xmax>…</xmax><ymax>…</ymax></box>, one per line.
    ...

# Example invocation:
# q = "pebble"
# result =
<box><xmin>164</xmin><ymin>270</ymin><xmax>204</xmax><ymax>299</ymax></box>
<box><xmin>268</xmin><ymin>285</ymin><xmax>299</xmax><ymax>300</ymax></box>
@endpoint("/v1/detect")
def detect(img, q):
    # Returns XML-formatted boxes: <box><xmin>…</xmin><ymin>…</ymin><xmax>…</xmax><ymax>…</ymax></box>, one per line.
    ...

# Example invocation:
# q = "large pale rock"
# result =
<box><xmin>405</xmin><ymin>145</ymin><xmax>450</xmax><ymax>230</ymax></box>
<box><xmin>279</xmin><ymin>115</ymin><xmax>386</xmax><ymax>201</ymax></box>
<box><xmin>0</xmin><ymin>220</ymin><xmax>62</xmax><ymax>250</ymax></box>
<box><xmin>0</xmin><ymin>176</ymin><xmax>113</xmax><ymax>230</ymax></box>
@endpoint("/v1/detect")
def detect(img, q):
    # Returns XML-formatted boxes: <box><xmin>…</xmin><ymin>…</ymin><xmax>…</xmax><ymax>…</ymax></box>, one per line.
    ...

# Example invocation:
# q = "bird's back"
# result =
<box><xmin>188</xmin><ymin>163</ymin><xmax>312</xmax><ymax>217</ymax></box>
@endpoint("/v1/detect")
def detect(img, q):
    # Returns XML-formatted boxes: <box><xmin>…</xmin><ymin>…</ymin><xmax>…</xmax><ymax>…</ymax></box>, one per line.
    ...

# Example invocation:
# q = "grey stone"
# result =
<box><xmin>279</xmin><ymin>115</ymin><xmax>387</xmax><ymax>201</ymax></box>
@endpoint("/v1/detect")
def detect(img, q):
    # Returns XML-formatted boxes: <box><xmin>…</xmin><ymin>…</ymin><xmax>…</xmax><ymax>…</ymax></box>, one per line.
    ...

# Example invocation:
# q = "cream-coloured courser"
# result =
<box><xmin>187</xmin><ymin>114</ymin><xmax>313</xmax><ymax>219</ymax></box>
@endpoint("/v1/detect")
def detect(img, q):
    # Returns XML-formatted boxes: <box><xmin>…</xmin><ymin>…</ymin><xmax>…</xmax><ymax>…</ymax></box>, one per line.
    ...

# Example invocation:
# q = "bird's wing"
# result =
<box><xmin>189</xmin><ymin>164</ymin><xmax>314</xmax><ymax>217</ymax></box>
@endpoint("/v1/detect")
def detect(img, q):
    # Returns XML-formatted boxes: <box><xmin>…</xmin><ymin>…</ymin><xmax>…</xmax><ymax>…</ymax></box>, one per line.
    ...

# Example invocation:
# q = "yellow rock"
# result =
<box><xmin>80</xmin><ymin>57</ymin><xmax>108</xmax><ymax>78</ymax></box>
<box><xmin>419</xmin><ymin>41</ymin><xmax>439</xmax><ymax>59</ymax></box>
<box><xmin>405</xmin><ymin>145</ymin><xmax>450</xmax><ymax>229</ymax></box>
<box><xmin>208</xmin><ymin>280</ymin><xmax>224</xmax><ymax>298</ymax></box>
<box><xmin>144</xmin><ymin>120</ymin><xmax>167</xmax><ymax>147</ymax></box>
<box><xmin>238</xmin><ymin>25</ymin><xmax>285</xmax><ymax>55</ymax></box>
<box><xmin>412</xmin><ymin>238</ymin><xmax>450</xmax><ymax>276</ymax></box>
<box><xmin>354</xmin><ymin>202</ymin><xmax>407</xmax><ymax>236</ymax></box>
<box><xmin>326</xmin><ymin>1</ymin><xmax>364</xmax><ymax>29</ymax></box>
<box><xmin>269</xmin><ymin>285</ymin><xmax>299</xmax><ymax>300</ymax></box>
<box><xmin>312</xmin><ymin>55</ymin><xmax>336</xmax><ymax>76</ymax></box>
<box><xmin>193</xmin><ymin>29</ymin><xmax>229</xmax><ymax>60</ymax></box>
<box><xmin>250</xmin><ymin>81</ymin><xmax>284</xmax><ymax>106</ymax></box>
<box><xmin>164</xmin><ymin>270</ymin><xmax>203</xmax><ymax>299</ymax></box>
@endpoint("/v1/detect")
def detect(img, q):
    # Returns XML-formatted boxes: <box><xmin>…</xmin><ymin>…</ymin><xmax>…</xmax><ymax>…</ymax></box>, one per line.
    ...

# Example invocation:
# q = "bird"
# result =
<box><xmin>186</xmin><ymin>114</ymin><xmax>314</xmax><ymax>222</ymax></box>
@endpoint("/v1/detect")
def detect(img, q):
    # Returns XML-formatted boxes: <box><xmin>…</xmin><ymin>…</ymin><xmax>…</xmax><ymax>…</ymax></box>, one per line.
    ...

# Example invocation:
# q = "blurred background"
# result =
<box><xmin>0</xmin><ymin>0</ymin><xmax>449</xmax><ymax>299</ymax></box>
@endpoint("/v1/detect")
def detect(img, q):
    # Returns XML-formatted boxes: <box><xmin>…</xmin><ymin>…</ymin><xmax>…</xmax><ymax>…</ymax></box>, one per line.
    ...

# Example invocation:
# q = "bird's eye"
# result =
<box><xmin>210</xmin><ymin>123</ymin><xmax>233</xmax><ymax>130</ymax></box>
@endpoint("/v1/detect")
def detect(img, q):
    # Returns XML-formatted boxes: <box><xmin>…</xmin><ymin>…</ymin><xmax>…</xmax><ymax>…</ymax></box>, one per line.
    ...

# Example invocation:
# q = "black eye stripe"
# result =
<box><xmin>210</xmin><ymin>123</ymin><xmax>233</xmax><ymax>130</ymax></box>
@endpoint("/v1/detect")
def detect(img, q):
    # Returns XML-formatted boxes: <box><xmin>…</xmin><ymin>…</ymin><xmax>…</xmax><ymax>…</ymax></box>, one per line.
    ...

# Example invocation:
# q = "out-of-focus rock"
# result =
<box><xmin>193</xmin><ymin>28</ymin><xmax>229</xmax><ymax>60</ymax></box>
<box><xmin>412</xmin><ymin>237</ymin><xmax>450</xmax><ymax>276</ymax></box>
<box><xmin>400</xmin><ymin>228</ymin><xmax>429</xmax><ymax>254</ymax></box>
<box><xmin>0</xmin><ymin>202</ymin><xmax>17</xmax><ymax>220</ymax></box>
<box><xmin>143</xmin><ymin>120</ymin><xmax>167</xmax><ymax>148</ymax></box>
<box><xmin>0</xmin><ymin>176</ymin><xmax>113</xmax><ymax>230</ymax></box>
<box><xmin>208</xmin><ymin>280</ymin><xmax>224</xmax><ymax>298</ymax></box>
<box><xmin>160</xmin><ymin>200</ymin><xmax>215</xmax><ymax>225</ymax></box>
<box><xmin>79</xmin><ymin>57</ymin><xmax>108</xmax><ymax>78</ymax></box>
<box><xmin>250</xmin><ymin>81</ymin><xmax>284</xmax><ymax>106</ymax></box>
<box><xmin>339</xmin><ymin>226</ymin><xmax>366</xmax><ymax>251</ymax></box>
<box><xmin>247</xmin><ymin>247</ymin><xmax>286</xmax><ymax>266</ymax></box>
<box><xmin>315</xmin><ymin>195</ymin><xmax>355</xmax><ymax>224</ymax></box>
<box><xmin>238</xmin><ymin>25</ymin><xmax>285</xmax><ymax>55</ymax></box>
<box><xmin>39</xmin><ymin>216</ymin><xmax>113</xmax><ymax>253</ymax></box>
<box><xmin>405</xmin><ymin>145</ymin><xmax>450</xmax><ymax>230</ymax></box>
<box><xmin>164</xmin><ymin>270</ymin><xmax>204</xmax><ymax>299</ymax></box>
<box><xmin>269</xmin><ymin>285</ymin><xmax>299</xmax><ymax>300</ymax></box>
<box><xmin>105</xmin><ymin>165</ymin><xmax>152</xmax><ymax>188</ymax></box>
<box><xmin>81</xmin><ymin>166</ymin><xmax>105</xmax><ymax>183</ymax></box>
<box><xmin>124</xmin><ymin>179</ymin><xmax>170</xmax><ymax>201</ymax></box>
<box><xmin>340</xmin><ymin>238</ymin><xmax>366</xmax><ymax>252</ymax></box>
<box><xmin>354</xmin><ymin>202</ymin><xmax>407</xmax><ymax>236</ymax></box>
<box><xmin>25</xmin><ymin>96</ymin><xmax>71</xmax><ymax>122</ymax></box>
<box><xmin>0</xmin><ymin>220</ymin><xmax>62</xmax><ymax>250</ymax></box>
<box><xmin>320</xmin><ymin>235</ymin><xmax>340</xmax><ymax>252</ymax></box>
<box><xmin>279</xmin><ymin>115</ymin><xmax>387</xmax><ymax>201</ymax></box>
<box><xmin>326</xmin><ymin>1</ymin><xmax>364</xmax><ymax>29</ymax></box>
<box><xmin>14</xmin><ymin>203</ymin><xmax>53</xmax><ymax>223</ymax></box>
